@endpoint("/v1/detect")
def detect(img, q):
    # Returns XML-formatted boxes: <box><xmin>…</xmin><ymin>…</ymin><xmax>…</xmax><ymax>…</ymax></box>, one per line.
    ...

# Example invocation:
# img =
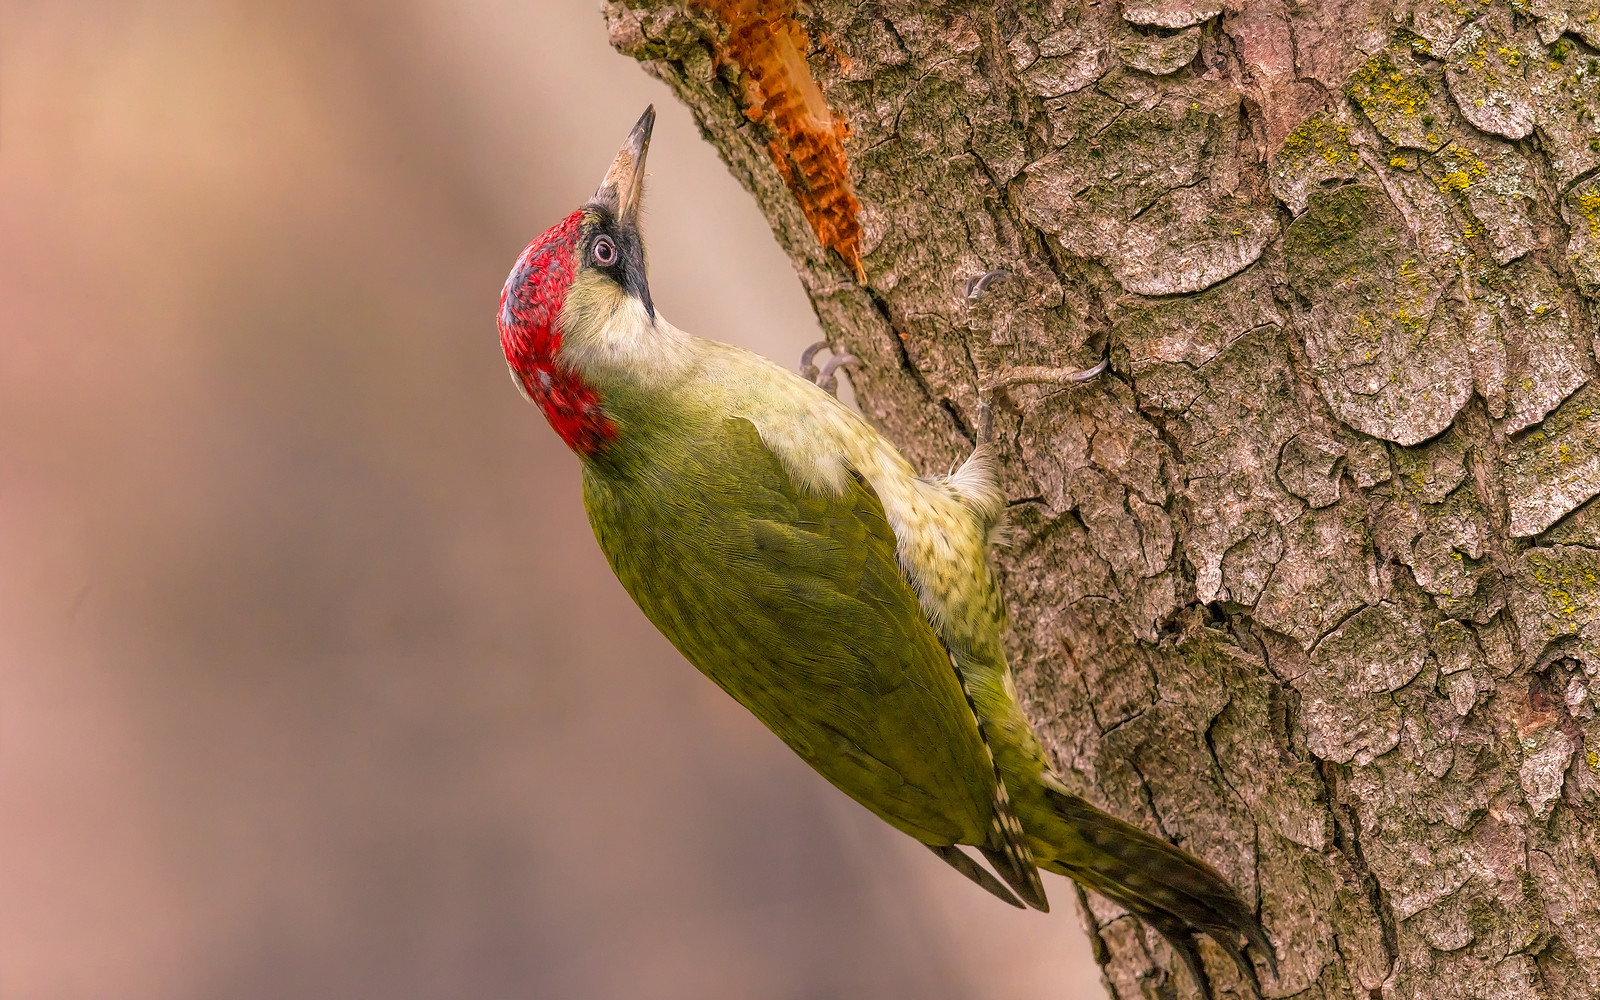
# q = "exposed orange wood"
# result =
<box><xmin>693</xmin><ymin>1</ymin><xmax>865</xmax><ymax>280</ymax></box>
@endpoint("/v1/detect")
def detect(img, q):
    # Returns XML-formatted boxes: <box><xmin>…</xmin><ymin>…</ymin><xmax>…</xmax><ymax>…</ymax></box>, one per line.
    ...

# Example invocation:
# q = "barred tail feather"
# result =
<box><xmin>1038</xmin><ymin>778</ymin><xmax>1275</xmax><ymax>999</ymax></box>
<box><xmin>925</xmin><ymin>843</ymin><xmax>1024</xmax><ymax>908</ymax></box>
<box><xmin>944</xmin><ymin>651</ymin><xmax>1050</xmax><ymax>912</ymax></box>
<box><xmin>978</xmin><ymin>773</ymin><xmax>1049</xmax><ymax>912</ymax></box>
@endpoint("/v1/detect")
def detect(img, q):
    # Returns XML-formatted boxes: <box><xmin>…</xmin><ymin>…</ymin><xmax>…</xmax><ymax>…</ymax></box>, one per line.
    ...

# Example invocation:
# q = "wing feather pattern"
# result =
<box><xmin>583</xmin><ymin>416</ymin><xmax>1033</xmax><ymax>902</ymax></box>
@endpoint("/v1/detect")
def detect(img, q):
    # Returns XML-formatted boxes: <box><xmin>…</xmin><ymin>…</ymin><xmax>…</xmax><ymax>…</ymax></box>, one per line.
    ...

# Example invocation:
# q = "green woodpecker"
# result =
<box><xmin>499</xmin><ymin>107</ymin><xmax>1274</xmax><ymax>997</ymax></box>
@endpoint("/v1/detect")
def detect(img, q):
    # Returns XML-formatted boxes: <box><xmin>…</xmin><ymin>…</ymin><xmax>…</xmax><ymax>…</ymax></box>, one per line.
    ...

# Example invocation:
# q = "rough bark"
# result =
<box><xmin>602</xmin><ymin>2</ymin><xmax>1600</xmax><ymax>997</ymax></box>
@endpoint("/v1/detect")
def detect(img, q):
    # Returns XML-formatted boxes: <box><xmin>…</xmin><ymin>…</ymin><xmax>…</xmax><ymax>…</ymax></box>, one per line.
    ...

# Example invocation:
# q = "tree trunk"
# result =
<box><xmin>603</xmin><ymin>2</ymin><xmax>1600</xmax><ymax>997</ymax></box>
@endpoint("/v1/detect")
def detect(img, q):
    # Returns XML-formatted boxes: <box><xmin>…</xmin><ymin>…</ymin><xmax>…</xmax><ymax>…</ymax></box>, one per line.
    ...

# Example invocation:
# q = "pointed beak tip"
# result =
<box><xmin>593</xmin><ymin>107</ymin><xmax>655</xmax><ymax>220</ymax></box>
<box><xmin>628</xmin><ymin>106</ymin><xmax>655</xmax><ymax>161</ymax></box>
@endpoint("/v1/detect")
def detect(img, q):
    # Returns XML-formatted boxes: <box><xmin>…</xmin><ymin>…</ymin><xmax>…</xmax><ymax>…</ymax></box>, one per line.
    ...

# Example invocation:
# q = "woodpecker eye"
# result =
<box><xmin>591</xmin><ymin>236</ymin><xmax>617</xmax><ymax>267</ymax></box>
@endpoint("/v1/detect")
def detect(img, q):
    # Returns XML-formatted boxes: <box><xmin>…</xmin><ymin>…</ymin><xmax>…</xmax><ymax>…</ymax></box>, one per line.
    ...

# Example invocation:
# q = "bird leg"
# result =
<box><xmin>799</xmin><ymin>340</ymin><xmax>858</xmax><ymax>397</ymax></box>
<box><xmin>980</xmin><ymin>357</ymin><xmax>1110</xmax><ymax>393</ymax></box>
<box><xmin>963</xmin><ymin>269</ymin><xmax>1109</xmax><ymax>446</ymax></box>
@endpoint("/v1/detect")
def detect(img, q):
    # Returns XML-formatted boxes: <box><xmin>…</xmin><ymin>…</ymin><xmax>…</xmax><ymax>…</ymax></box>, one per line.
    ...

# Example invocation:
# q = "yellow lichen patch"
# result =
<box><xmin>1348</xmin><ymin>50</ymin><xmax>1439</xmax><ymax>145</ymax></box>
<box><xmin>1394</xmin><ymin>307</ymin><xmax>1428</xmax><ymax>343</ymax></box>
<box><xmin>1526</xmin><ymin>552</ymin><xmax>1599</xmax><ymax>620</ymax></box>
<box><xmin>1271</xmin><ymin>109</ymin><xmax>1368</xmax><ymax>211</ymax></box>
<box><xmin>1430</xmin><ymin>142</ymin><xmax>1492</xmax><ymax>202</ymax></box>
<box><xmin>1579</xmin><ymin>189</ymin><xmax>1600</xmax><ymax>236</ymax></box>
<box><xmin>1278</xmin><ymin>113</ymin><xmax>1357</xmax><ymax>166</ymax></box>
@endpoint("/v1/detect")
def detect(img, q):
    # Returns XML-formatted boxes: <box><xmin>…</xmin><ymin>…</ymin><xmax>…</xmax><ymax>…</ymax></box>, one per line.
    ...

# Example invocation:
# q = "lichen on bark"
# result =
<box><xmin>604</xmin><ymin>1</ymin><xmax>1600</xmax><ymax>996</ymax></box>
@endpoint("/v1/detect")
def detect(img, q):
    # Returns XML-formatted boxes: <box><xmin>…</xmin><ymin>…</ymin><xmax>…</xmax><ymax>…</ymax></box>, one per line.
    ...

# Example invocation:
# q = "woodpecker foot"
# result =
<box><xmin>799</xmin><ymin>341</ymin><xmax>857</xmax><ymax>397</ymax></box>
<box><xmin>961</xmin><ymin>267</ymin><xmax>1109</xmax><ymax>445</ymax></box>
<box><xmin>964</xmin><ymin>269</ymin><xmax>1012</xmax><ymax>302</ymax></box>
<box><xmin>966</xmin><ymin>355</ymin><xmax>1108</xmax><ymax>446</ymax></box>
<box><xmin>979</xmin><ymin>356</ymin><xmax>1109</xmax><ymax>393</ymax></box>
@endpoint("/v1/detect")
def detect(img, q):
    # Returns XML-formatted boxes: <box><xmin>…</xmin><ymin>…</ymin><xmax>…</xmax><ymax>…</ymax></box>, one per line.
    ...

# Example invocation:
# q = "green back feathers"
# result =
<box><xmin>584</xmin><ymin>415</ymin><xmax>997</xmax><ymax>846</ymax></box>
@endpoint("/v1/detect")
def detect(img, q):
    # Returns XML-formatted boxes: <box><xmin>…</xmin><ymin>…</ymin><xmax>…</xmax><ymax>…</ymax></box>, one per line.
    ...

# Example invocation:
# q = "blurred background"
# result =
<box><xmin>0</xmin><ymin>2</ymin><xmax>1101</xmax><ymax>997</ymax></box>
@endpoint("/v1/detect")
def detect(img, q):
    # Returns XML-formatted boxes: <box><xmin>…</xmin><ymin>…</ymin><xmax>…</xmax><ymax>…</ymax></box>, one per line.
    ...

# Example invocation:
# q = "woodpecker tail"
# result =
<box><xmin>977</xmin><ymin>770</ymin><xmax>1050</xmax><ymax>912</ymax></box>
<box><xmin>943</xmin><ymin>650</ymin><xmax>1051</xmax><ymax>913</ymax></box>
<box><xmin>925</xmin><ymin>843</ymin><xmax>1022</xmax><ymax>907</ymax></box>
<box><xmin>922</xmin><ymin>770</ymin><xmax>1049</xmax><ymax>912</ymax></box>
<box><xmin>1036</xmin><ymin>776</ymin><xmax>1275</xmax><ymax>1000</ymax></box>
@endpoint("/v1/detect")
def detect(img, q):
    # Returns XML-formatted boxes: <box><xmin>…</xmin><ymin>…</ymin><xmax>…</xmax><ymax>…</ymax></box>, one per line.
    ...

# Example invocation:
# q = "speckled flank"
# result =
<box><xmin>728</xmin><ymin>349</ymin><xmax>1007</xmax><ymax>646</ymax></box>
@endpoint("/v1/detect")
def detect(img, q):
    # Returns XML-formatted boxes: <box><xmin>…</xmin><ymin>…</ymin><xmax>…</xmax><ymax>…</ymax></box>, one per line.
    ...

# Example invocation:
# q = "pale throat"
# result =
<box><xmin>557</xmin><ymin>279</ymin><xmax>695</xmax><ymax>394</ymax></box>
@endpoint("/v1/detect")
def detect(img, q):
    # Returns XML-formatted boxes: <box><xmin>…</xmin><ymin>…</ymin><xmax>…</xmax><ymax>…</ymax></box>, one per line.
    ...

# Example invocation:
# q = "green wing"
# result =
<box><xmin>583</xmin><ymin>416</ymin><xmax>995</xmax><ymax>847</ymax></box>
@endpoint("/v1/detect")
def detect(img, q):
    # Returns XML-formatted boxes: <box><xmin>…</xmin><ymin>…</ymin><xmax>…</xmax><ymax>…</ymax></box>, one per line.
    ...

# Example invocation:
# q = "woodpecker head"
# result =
<box><xmin>499</xmin><ymin>106</ymin><xmax>658</xmax><ymax>455</ymax></box>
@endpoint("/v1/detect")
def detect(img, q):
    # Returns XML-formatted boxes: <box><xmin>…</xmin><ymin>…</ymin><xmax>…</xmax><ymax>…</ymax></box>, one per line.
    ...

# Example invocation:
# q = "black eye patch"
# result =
<box><xmin>585</xmin><ymin>214</ymin><xmax>654</xmax><ymax>320</ymax></box>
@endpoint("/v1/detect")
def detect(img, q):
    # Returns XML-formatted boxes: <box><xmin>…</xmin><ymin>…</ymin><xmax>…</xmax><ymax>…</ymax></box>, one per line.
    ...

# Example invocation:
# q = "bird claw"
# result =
<box><xmin>799</xmin><ymin>341</ymin><xmax>857</xmax><ymax>397</ymax></box>
<box><xmin>817</xmin><ymin>353</ymin><xmax>857</xmax><ymax>396</ymax></box>
<box><xmin>961</xmin><ymin>268</ymin><xmax>1108</xmax><ymax>445</ymax></box>
<box><xmin>968</xmin><ymin>354</ymin><xmax>1108</xmax><ymax>446</ymax></box>
<box><xmin>799</xmin><ymin>340</ymin><xmax>829</xmax><ymax>382</ymax></box>
<box><xmin>979</xmin><ymin>354</ymin><xmax>1109</xmax><ymax>393</ymax></box>
<box><xmin>964</xmin><ymin>269</ymin><xmax>1012</xmax><ymax>302</ymax></box>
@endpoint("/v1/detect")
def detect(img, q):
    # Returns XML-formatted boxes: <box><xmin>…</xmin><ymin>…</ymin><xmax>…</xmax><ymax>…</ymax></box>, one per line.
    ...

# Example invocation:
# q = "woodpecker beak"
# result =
<box><xmin>591</xmin><ymin>105</ymin><xmax>654</xmax><ymax>225</ymax></box>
